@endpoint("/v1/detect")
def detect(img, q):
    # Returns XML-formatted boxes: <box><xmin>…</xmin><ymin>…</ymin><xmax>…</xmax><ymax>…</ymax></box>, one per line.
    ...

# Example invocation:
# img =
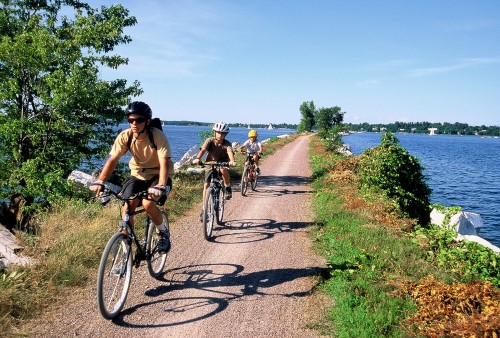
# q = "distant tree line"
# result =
<box><xmin>344</xmin><ymin>121</ymin><xmax>500</xmax><ymax>136</ymax></box>
<box><xmin>162</xmin><ymin>120</ymin><xmax>298</xmax><ymax>129</ymax></box>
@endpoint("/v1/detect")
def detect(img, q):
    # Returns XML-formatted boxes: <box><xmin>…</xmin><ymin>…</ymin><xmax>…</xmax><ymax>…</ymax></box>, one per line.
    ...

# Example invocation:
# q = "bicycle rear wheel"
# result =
<box><xmin>203</xmin><ymin>187</ymin><xmax>215</xmax><ymax>240</ymax></box>
<box><xmin>146</xmin><ymin>211</ymin><xmax>168</xmax><ymax>278</ymax></box>
<box><xmin>216</xmin><ymin>187</ymin><xmax>225</xmax><ymax>225</ymax></box>
<box><xmin>240</xmin><ymin>165</ymin><xmax>248</xmax><ymax>196</ymax></box>
<box><xmin>97</xmin><ymin>232</ymin><xmax>132</xmax><ymax>319</ymax></box>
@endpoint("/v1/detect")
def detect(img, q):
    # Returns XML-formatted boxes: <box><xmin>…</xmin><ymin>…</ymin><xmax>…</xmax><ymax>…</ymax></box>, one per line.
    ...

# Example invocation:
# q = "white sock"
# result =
<box><xmin>155</xmin><ymin>216</ymin><xmax>167</xmax><ymax>232</ymax></box>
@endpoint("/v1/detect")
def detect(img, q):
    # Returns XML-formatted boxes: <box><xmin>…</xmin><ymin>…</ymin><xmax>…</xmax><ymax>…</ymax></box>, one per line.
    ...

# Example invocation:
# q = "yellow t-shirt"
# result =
<box><xmin>110</xmin><ymin>128</ymin><xmax>174</xmax><ymax>181</ymax></box>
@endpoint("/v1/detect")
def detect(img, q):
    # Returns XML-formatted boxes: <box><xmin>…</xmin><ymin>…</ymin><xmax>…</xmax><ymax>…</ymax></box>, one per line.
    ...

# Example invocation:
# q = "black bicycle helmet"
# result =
<box><xmin>126</xmin><ymin>101</ymin><xmax>152</xmax><ymax>119</ymax></box>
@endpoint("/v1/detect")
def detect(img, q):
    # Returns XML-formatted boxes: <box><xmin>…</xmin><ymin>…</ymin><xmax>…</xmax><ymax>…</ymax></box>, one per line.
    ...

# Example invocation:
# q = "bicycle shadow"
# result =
<box><xmin>210</xmin><ymin>218</ymin><xmax>312</xmax><ymax>244</ymax></box>
<box><xmin>238</xmin><ymin>187</ymin><xmax>313</xmax><ymax>198</ymax></box>
<box><xmin>235</xmin><ymin>174</ymin><xmax>313</xmax><ymax>198</ymax></box>
<box><xmin>112</xmin><ymin>263</ymin><xmax>331</xmax><ymax>328</ymax></box>
<box><xmin>260</xmin><ymin>174</ymin><xmax>313</xmax><ymax>187</ymax></box>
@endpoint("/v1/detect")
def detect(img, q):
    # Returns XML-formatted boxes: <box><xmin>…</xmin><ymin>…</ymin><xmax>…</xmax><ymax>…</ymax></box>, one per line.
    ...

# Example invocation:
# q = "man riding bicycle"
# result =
<box><xmin>90</xmin><ymin>101</ymin><xmax>173</xmax><ymax>254</ymax></box>
<box><xmin>192</xmin><ymin>122</ymin><xmax>236</xmax><ymax>221</ymax></box>
<box><xmin>239</xmin><ymin>129</ymin><xmax>263</xmax><ymax>175</ymax></box>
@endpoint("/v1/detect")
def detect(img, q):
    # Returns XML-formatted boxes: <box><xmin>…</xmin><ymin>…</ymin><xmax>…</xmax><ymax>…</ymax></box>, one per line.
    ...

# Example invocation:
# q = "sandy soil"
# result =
<box><xmin>25</xmin><ymin>135</ymin><xmax>330</xmax><ymax>338</ymax></box>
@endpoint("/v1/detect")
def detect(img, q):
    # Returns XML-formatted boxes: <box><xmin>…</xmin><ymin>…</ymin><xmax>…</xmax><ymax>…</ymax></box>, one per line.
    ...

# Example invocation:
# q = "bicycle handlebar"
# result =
<box><xmin>202</xmin><ymin>161</ymin><xmax>230</xmax><ymax>167</ymax></box>
<box><xmin>91</xmin><ymin>183</ymin><xmax>152</xmax><ymax>202</ymax></box>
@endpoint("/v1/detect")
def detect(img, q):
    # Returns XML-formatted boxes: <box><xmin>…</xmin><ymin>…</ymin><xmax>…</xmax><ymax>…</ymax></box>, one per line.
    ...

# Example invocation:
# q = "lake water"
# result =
<box><xmin>113</xmin><ymin>124</ymin><xmax>296</xmax><ymax>164</ymax></box>
<box><xmin>342</xmin><ymin>132</ymin><xmax>500</xmax><ymax>247</ymax></box>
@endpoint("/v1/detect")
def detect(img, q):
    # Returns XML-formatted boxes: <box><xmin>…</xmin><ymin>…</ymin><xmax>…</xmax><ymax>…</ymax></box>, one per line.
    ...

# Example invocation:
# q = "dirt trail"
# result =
<box><xmin>27</xmin><ymin>135</ymin><xmax>329</xmax><ymax>338</ymax></box>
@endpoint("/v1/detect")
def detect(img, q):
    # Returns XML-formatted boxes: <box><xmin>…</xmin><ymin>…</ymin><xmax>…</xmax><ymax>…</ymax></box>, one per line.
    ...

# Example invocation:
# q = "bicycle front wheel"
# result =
<box><xmin>240</xmin><ymin>165</ymin><xmax>248</xmax><ymax>196</ymax></box>
<box><xmin>146</xmin><ymin>211</ymin><xmax>168</xmax><ymax>279</ymax></box>
<box><xmin>203</xmin><ymin>187</ymin><xmax>215</xmax><ymax>240</ymax></box>
<box><xmin>251</xmin><ymin>166</ymin><xmax>258</xmax><ymax>191</ymax></box>
<box><xmin>216</xmin><ymin>187</ymin><xmax>225</xmax><ymax>225</ymax></box>
<box><xmin>97</xmin><ymin>232</ymin><xmax>132</xmax><ymax>319</ymax></box>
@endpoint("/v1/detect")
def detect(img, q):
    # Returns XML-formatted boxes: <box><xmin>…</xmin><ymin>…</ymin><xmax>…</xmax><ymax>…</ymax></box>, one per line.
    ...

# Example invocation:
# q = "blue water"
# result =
<box><xmin>342</xmin><ymin>132</ymin><xmax>500</xmax><ymax>247</ymax></box>
<box><xmin>162</xmin><ymin>125</ymin><xmax>294</xmax><ymax>161</ymax></box>
<box><xmin>113</xmin><ymin>124</ymin><xmax>295</xmax><ymax>165</ymax></box>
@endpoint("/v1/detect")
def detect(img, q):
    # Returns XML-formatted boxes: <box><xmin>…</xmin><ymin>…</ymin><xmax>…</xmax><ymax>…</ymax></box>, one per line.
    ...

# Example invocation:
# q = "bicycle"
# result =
<box><xmin>93</xmin><ymin>185</ymin><xmax>169</xmax><ymax>319</ymax></box>
<box><xmin>240</xmin><ymin>153</ymin><xmax>259</xmax><ymax>196</ymax></box>
<box><xmin>197</xmin><ymin>161</ymin><xmax>229</xmax><ymax>240</ymax></box>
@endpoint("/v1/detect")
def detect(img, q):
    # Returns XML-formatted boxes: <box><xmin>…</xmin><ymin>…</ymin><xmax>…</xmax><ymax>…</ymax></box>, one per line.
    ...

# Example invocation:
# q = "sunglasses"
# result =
<box><xmin>128</xmin><ymin>117</ymin><xmax>146</xmax><ymax>124</ymax></box>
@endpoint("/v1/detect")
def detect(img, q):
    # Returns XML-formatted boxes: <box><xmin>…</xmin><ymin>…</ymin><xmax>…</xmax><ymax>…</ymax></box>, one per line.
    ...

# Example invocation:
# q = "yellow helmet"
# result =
<box><xmin>248</xmin><ymin>129</ymin><xmax>258</xmax><ymax>138</ymax></box>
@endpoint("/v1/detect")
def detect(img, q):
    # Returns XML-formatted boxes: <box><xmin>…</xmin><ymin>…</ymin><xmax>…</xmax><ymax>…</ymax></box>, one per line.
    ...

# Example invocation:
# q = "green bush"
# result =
<box><xmin>358</xmin><ymin>132</ymin><xmax>431</xmax><ymax>225</ymax></box>
<box><xmin>412</xmin><ymin>224</ymin><xmax>500</xmax><ymax>286</ymax></box>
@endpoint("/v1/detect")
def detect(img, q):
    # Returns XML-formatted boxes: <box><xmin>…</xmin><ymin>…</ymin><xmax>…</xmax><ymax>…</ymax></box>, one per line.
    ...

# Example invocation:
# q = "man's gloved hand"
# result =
<box><xmin>89</xmin><ymin>180</ymin><xmax>104</xmax><ymax>195</ymax></box>
<box><xmin>229</xmin><ymin>161</ymin><xmax>237</xmax><ymax>167</ymax></box>
<box><xmin>192</xmin><ymin>158</ymin><xmax>200</xmax><ymax>165</ymax></box>
<box><xmin>148</xmin><ymin>185</ymin><xmax>170</xmax><ymax>198</ymax></box>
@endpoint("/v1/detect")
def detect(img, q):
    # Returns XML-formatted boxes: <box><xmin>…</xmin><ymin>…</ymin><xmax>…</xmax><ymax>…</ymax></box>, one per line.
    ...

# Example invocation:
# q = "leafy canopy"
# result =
<box><xmin>0</xmin><ymin>0</ymin><xmax>142</xmax><ymax>208</ymax></box>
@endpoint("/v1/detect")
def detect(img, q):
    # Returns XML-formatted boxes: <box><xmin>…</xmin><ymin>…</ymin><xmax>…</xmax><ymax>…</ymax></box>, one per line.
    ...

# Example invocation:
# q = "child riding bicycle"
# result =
<box><xmin>239</xmin><ymin>129</ymin><xmax>263</xmax><ymax>175</ymax></box>
<box><xmin>192</xmin><ymin>122</ymin><xmax>236</xmax><ymax>221</ymax></box>
<box><xmin>90</xmin><ymin>101</ymin><xmax>173</xmax><ymax>254</ymax></box>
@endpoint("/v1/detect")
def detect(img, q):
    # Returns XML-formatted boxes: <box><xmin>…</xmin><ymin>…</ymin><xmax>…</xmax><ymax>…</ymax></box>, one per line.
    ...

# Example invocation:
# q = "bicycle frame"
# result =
<box><xmin>241</xmin><ymin>154</ymin><xmax>258</xmax><ymax>196</ymax></box>
<box><xmin>209</xmin><ymin>166</ymin><xmax>223</xmax><ymax>205</ymax></box>
<box><xmin>119</xmin><ymin>204</ymin><xmax>150</xmax><ymax>266</ymax></box>
<box><xmin>200</xmin><ymin>161</ymin><xmax>229</xmax><ymax>240</ymax></box>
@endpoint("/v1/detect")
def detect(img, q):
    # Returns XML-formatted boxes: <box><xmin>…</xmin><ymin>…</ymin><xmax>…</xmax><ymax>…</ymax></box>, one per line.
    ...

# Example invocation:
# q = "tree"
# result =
<box><xmin>0</xmin><ymin>0</ymin><xmax>142</xmax><ymax>213</ymax></box>
<box><xmin>297</xmin><ymin>100</ymin><xmax>316</xmax><ymax>132</ymax></box>
<box><xmin>315</xmin><ymin>105</ymin><xmax>344</xmax><ymax>138</ymax></box>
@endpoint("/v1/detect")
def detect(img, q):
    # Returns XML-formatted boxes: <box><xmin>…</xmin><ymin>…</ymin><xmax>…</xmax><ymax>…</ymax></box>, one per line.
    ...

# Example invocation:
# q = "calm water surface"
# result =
<box><xmin>343</xmin><ymin>132</ymin><xmax>500</xmax><ymax>247</ymax></box>
<box><xmin>114</xmin><ymin>124</ymin><xmax>295</xmax><ymax>164</ymax></box>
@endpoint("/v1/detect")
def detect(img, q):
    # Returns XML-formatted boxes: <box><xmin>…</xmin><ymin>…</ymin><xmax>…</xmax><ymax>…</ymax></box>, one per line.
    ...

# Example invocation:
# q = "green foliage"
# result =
<box><xmin>323</xmin><ymin>125</ymin><xmax>344</xmax><ymax>152</ymax></box>
<box><xmin>316</xmin><ymin>106</ymin><xmax>344</xmax><ymax>139</ymax></box>
<box><xmin>412</xmin><ymin>224</ymin><xmax>500</xmax><ymax>287</ymax></box>
<box><xmin>297</xmin><ymin>100</ymin><xmax>316</xmax><ymax>132</ymax></box>
<box><xmin>198</xmin><ymin>129</ymin><xmax>212</xmax><ymax>146</ymax></box>
<box><xmin>358</xmin><ymin>132</ymin><xmax>431</xmax><ymax>225</ymax></box>
<box><xmin>0</xmin><ymin>1</ymin><xmax>142</xmax><ymax>213</ymax></box>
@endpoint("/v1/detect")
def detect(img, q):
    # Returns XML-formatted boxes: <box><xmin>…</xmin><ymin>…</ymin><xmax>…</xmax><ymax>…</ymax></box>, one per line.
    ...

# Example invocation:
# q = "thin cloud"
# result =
<box><xmin>112</xmin><ymin>0</ymin><xmax>235</xmax><ymax>78</ymax></box>
<box><xmin>407</xmin><ymin>57</ymin><xmax>500</xmax><ymax>77</ymax></box>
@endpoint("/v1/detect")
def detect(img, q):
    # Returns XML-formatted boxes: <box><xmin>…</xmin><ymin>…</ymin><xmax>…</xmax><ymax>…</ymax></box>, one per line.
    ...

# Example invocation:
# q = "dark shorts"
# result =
<box><xmin>119</xmin><ymin>176</ymin><xmax>172</xmax><ymax>206</ymax></box>
<box><xmin>204</xmin><ymin>167</ymin><xmax>226</xmax><ymax>183</ymax></box>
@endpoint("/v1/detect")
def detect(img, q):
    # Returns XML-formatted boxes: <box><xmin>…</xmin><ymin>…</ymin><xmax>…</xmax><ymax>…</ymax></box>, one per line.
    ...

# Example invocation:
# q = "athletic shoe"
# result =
<box><xmin>157</xmin><ymin>230</ymin><xmax>171</xmax><ymax>254</ymax></box>
<box><xmin>225</xmin><ymin>186</ymin><xmax>232</xmax><ymax>200</ymax></box>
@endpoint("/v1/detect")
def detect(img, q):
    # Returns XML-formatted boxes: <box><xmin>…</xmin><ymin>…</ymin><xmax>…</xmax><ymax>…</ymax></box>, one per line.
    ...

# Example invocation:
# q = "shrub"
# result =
<box><xmin>358</xmin><ymin>132</ymin><xmax>431</xmax><ymax>226</ymax></box>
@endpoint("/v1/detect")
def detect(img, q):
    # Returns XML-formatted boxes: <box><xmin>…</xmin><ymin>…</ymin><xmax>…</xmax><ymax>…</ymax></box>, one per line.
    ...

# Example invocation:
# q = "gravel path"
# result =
<box><xmin>27</xmin><ymin>135</ymin><xmax>329</xmax><ymax>338</ymax></box>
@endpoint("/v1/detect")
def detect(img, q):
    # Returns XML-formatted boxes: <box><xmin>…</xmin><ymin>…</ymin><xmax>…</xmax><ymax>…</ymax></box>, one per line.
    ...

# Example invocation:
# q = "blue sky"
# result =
<box><xmin>93</xmin><ymin>1</ymin><xmax>500</xmax><ymax>126</ymax></box>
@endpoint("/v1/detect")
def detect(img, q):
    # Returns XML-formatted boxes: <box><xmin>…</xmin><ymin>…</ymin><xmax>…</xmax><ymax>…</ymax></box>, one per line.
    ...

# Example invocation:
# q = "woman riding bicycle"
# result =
<box><xmin>90</xmin><ymin>101</ymin><xmax>173</xmax><ymax>254</ymax></box>
<box><xmin>192</xmin><ymin>122</ymin><xmax>236</xmax><ymax>221</ymax></box>
<box><xmin>239</xmin><ymin>129</ymin><xmax>263</xmax><ymax>175</ymax></box>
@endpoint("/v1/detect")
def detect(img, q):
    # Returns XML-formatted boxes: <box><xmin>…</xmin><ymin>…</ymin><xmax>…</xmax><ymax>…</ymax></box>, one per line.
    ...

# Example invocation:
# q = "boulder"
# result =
<box><xmin>430</xmin><ymin>208</ymin><xmax>483</xmax><ymax>236</ymax></box>
<box><xmin>430</xmin><ymin>207</ymin><xmax>499</xmax><ymax>253</ymax></box>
